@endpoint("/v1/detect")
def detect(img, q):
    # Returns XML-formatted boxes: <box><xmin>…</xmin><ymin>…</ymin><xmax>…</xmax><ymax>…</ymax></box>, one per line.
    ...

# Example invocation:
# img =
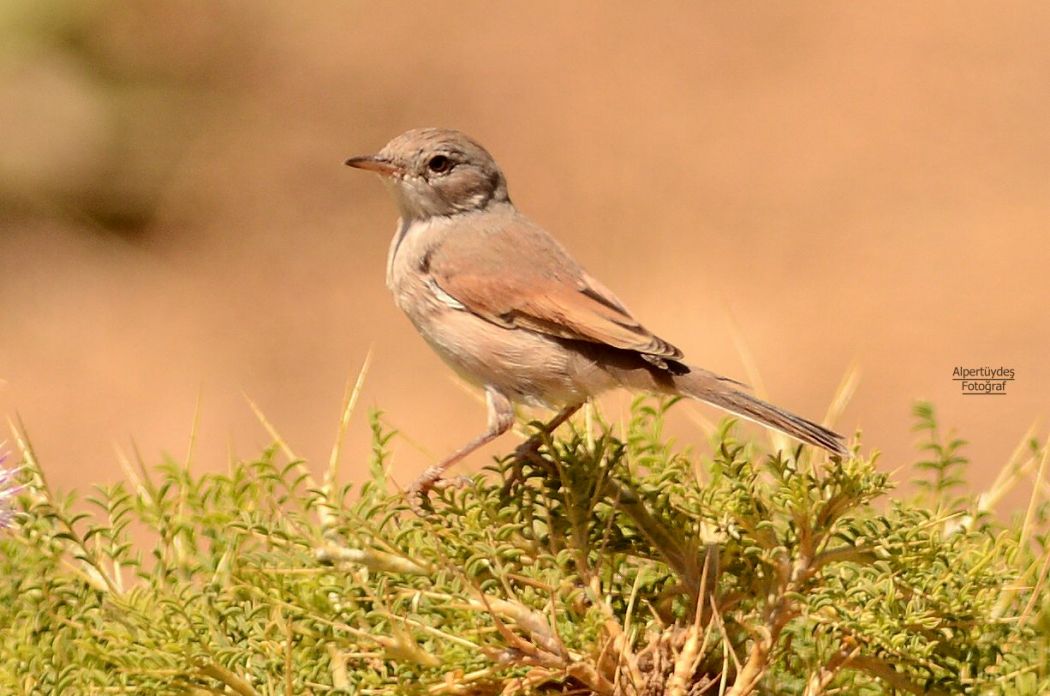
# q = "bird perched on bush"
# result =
<box><xmin>346</xmin><ymin>128</ymin><xmax>846</xmax><ymax>499</ymax></box>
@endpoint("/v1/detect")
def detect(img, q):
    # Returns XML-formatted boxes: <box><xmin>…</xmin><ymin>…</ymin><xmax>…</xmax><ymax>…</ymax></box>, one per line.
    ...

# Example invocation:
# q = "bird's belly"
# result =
<box><xmin>395</xmin><ymin>286</ymin><xmax>601</xmax><ymax>408</ymax></box>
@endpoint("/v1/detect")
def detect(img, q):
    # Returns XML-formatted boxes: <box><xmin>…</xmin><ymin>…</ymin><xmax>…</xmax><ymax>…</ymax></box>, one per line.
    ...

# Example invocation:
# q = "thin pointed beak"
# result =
<box><xmin>344</xmin><ymin>154</ymin><xmax>402</xmax><ymax>177</ymax></box>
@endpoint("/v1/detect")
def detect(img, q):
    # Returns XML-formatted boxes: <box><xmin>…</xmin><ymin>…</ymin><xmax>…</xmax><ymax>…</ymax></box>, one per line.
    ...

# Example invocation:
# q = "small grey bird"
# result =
<box><xmin>346</xmin><ymin>128</ymin><xmax>847</xmax><ymax>497</ymax></box>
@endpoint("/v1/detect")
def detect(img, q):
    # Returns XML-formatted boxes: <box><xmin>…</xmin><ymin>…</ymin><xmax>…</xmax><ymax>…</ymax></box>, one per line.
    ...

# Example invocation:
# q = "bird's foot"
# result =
<box><xmin>406</xmin><ymin>473</ymin><xmax>472</xmax><ymax>515</ymax></box>
<box><xmin>501</xmin><ymin>436</ymin><xmax>556</xmax><ymax>497</ymax></box>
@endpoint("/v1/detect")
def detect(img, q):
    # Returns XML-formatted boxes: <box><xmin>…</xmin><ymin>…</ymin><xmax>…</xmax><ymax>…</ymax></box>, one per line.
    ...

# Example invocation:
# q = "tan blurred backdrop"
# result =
<box><xmin>1</xmin><ymin>2</ymin><xmax>1047</xmax><ymax>503</ymax></box>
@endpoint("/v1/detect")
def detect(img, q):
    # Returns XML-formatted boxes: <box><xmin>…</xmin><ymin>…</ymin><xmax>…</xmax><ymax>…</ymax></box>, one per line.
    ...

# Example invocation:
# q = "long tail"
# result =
<box><xmin>681</xmin><ymin>371</ymin><xmax>848</xmax><ymax>456</ymax></box>
<box><xmin>609</xmin><ymin>358</ymin><xmax>848</xmax><ymax>456</ymax></box>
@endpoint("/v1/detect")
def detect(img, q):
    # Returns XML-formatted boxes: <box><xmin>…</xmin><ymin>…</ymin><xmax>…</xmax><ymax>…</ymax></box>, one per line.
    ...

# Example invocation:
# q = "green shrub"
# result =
<box><xmin>1</xmin><ymin>398</ymin><xmax>1048</xmax><ymax>694</ymax></box>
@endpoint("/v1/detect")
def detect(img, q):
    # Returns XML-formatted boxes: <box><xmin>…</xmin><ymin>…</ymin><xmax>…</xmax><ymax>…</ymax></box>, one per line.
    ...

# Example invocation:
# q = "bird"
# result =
<box><xmin>345</xmin><ymin>128</ymin><xmax>847</xmax><ymax>498</ymax></box>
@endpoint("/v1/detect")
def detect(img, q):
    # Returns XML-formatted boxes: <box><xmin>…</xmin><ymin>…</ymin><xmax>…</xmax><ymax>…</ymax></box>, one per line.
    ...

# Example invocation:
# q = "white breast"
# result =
<box><xmin>385</xmin><ymin>217</ymin><xmax>456</xmax><ymax>319</ymax></box>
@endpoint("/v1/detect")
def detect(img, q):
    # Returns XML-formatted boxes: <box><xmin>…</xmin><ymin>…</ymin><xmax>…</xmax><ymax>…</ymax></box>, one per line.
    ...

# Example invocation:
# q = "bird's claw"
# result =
<box><xmin>501</xmin><ymin>436</ymin><xmax>555</xmax><ymax>496</ymax></box>
<box><xmin>406</xmin><ymin>474</ymin><xmax>472</xmax><ymax>515</ymax></box>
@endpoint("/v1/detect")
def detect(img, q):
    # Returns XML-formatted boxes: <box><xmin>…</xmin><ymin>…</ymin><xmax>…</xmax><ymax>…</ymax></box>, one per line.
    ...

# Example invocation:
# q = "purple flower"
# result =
<box><xmin>0</xmin><ymin>449</ymin><xmax>25</xmax><ymax>530</ymax></box>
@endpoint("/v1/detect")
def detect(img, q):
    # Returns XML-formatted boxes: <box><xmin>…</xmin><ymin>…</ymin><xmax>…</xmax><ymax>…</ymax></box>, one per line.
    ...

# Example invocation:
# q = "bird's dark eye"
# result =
<box><xmin>427</xmin><ymin>155</ymin><xmax>453</xmax><ymax>174</ymax></box>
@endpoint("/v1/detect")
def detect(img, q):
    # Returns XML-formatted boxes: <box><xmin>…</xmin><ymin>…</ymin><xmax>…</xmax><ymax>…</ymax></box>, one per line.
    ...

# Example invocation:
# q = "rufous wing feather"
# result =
<box><xmin>426</xmin><ymin>215</ymin><xmax>683</xmax><ymax>361</ymax></box>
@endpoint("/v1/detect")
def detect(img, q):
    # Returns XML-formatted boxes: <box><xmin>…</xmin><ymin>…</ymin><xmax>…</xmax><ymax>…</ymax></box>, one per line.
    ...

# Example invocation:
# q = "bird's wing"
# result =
<box><xmin>426</xmin><ymin>213</ymin><xmax>683</xmax><ymax>361</ymax></box>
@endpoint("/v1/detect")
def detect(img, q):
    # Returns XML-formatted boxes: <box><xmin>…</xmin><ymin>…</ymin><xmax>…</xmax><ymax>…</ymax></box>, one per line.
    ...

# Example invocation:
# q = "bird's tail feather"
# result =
<box><xmin>690</xmin><ymin>382</ymin><xmax>847</xmax><ymax>456</ymax></box>
<box><xmin>614</xmin><ymin>361</ymin><xmax>848</xmax><ymax>456</ymax></box>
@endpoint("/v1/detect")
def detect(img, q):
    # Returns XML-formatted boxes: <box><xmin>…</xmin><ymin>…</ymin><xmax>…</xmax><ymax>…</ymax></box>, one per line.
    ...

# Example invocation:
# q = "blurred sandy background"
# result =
<box><xmin>1</xmin><ymin>2</ymin><xmax>1047</xmax><ymax>502</ymax></box>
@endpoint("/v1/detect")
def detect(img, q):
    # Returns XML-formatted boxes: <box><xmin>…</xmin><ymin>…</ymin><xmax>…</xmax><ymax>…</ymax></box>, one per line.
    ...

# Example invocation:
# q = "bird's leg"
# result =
<box><xmin>504</xmin><ymin>403</ymin><xmax>583</xmax><ymax>492</ymax></box>
<box><xmin>516</xmin><ymin>403</ymin><xmax>583</xmax><ymax>457</ymax></box>
<box><xmin>408</xmin><ymin>388</ymin><xmax>514</xmax><ymax>509</ymax></box>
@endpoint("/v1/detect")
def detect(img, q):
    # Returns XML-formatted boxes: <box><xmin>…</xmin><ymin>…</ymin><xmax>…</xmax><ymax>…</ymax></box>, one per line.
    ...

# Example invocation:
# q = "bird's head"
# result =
<box><xmin>346</xmin><ymin>128</ymin><xmax>510</xmax><ymax>221</ymax></box>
